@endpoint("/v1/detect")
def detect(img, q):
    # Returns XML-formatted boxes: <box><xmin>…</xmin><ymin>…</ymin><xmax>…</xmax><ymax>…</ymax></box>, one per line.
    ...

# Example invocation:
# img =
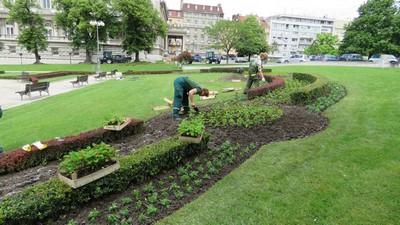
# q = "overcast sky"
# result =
<box><xmin>164</xmin><ymin>0</ymin><xmax>367</xmax><ymax>20</ymax></box>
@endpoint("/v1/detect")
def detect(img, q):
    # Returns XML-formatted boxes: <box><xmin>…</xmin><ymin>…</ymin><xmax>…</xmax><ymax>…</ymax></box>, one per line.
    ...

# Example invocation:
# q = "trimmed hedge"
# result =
<box><xmin>200</xmin><ymin>67</ymin><xmax>272</xmax><ymax>74</ymax></box>
<box><xmin>123</xmin><ymin>70</ymin><xmax>180</xmax><ymax>75</ymax></box>
<box><xmin>0</xmin><ymin>133</ymin><xmax>210</xmax><ymax>225</ymax></box>
<box><xmin>0</xmin><ymin>120</ymin><xmax>145</xmax><ymax>175</ymax></box>
<box><xmin>290</xmin><ymin>73</ymin><xmax>329</xmax><ymax>105</ymax></box>
<box><xmin>247</xmin><ymin>75</ymin><xmax>285</xmax><ymax>100</ymax></box>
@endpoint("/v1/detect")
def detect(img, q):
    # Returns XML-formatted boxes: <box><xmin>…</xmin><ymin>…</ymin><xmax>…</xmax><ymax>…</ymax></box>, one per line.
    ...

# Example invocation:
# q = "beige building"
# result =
<box><xmin>0</xmin><ymin>0</ymin><xmax>168</xmax><ymax>64</ymax></box>
<box><xmin>166</xmin><ymin>1</ymin><xmax>224</xmax><ymax>55</ymax></box>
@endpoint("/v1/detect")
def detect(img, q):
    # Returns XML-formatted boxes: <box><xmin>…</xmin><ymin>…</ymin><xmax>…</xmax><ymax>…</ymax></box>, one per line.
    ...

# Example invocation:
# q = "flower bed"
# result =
<box><xmin>0</xmin><ymin>119</ymin><xmax>144</xmax><ymax>175</ymax></box>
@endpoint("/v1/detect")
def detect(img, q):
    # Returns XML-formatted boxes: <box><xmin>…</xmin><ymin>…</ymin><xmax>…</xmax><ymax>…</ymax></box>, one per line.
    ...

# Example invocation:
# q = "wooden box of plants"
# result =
<box><xmin>58</xmin><ymin>142</ymin><xmax>120</xmax><ymax>188</ymax></box>
<box><xmin>103</xmin><ymin>116</ymin><xmax>131</xmax><ymax>131</ymax></box>
<box><xmin>177</xmin><ymin>117</ymin><xmax>205</xmax><ymax>144</ymax></box>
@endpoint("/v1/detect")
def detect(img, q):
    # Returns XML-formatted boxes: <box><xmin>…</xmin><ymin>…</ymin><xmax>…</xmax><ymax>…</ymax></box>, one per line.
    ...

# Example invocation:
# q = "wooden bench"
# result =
<box><xmin>70</xmin><ymin>75</ymin><xmax>89</xmax><ymax>87</ymax></box>
<box><xmin>94</xmin><ymin>72</ymin><xmax>107</xmax><ymax>80</ymax></box>
<box><xmin>15</xmin><ymin>82</ymin><xmax>50</xmax><ymax>100</ymax></box>
<box><xmin>16</xmin><ymin>72</ymin><xmax>30</xmax><ymax>82</ymax></box>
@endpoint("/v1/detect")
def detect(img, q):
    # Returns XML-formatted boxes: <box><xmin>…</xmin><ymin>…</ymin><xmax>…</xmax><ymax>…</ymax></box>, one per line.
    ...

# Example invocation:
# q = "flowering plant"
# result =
<box><xmin>59</xmin><ymin>142</ymin><xmax>119</xmax><ymax>177</ymax></box>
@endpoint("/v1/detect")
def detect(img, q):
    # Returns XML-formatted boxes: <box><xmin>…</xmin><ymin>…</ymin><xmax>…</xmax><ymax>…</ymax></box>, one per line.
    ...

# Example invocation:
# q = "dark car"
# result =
<box><xmin>322</xmin><ymin>54</ymin><xmax>339</xmax><ymax>61</ymax></box>
<box><xmin>339</xmin><ymin>53</ymin><xmax>365</xmax><ymax>61</ymax></box>
<box><xmin>100</xmin><ymin>54</ymin><xmax>132</xmax><ymax>64</ymax></box>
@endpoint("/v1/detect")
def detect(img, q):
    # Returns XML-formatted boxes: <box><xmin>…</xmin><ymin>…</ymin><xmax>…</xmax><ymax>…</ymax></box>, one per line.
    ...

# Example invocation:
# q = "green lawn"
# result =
<box><xmin>158</xmin><ymin>66</ymin><xmax>400</xmax><ymax>224</ymax></box>
<box><xmin>1</xmin><ymin>65</ymin><xmax>399</xmax><ymax>224</ymax></box>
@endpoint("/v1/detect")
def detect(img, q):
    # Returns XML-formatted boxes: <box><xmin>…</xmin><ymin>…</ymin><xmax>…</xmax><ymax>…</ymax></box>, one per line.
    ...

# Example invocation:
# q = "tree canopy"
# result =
<box><xmin>304</xmin><ymin>33</ymin><xmax>339</xmax><ymax>55</ymax></box>
<box><xmin>115</xmin><ymin>0</ymin><xmax>168</xmax><ymax>62</ymax></box>
<box><xmin>234</xmin><ymin>15</ymin><xmax>268</xmax><ymax>60</ymax></box>
<box><xmin>3</xmin><ymin>0</ymin><xmax>48</xmax><ymax>64</ymax></box>
<box><xmin>204</xmin><ymin>20</ymin><xmax>240</xmax><ymax>64</ymax></box>
<box><xmin>339</xmin><ymin>0</ymin><xmax>400</xmax><ymax>57</ymax></box>
<box><xmin>53</xmin><ymin>0</ymin><xmax>120</xmax><ymax>63</ymax></box>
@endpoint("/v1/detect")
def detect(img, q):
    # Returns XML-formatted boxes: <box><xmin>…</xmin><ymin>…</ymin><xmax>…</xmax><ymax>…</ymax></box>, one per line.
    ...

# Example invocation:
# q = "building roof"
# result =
<box><xmin>182</xmin><ymin>3</ymin><xmax>224</xmax><ymax>17</ymax></box>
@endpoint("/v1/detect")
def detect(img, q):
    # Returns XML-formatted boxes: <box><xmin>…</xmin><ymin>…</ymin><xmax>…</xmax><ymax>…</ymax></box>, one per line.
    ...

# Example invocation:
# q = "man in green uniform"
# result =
<box><xmin>243</xmin><ymin>53</ymin><xmax>268</xmax><ymax>94</ymax></box>
<box><xmin>173</xmin><ymin>76</ymin><xmax>209</xmax><ymax>120</ymax></box>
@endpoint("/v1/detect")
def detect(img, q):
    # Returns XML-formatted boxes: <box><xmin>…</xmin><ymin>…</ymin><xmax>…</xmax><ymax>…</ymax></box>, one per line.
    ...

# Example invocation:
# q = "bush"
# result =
<box><xmin>174</xmin><ymin>51</ymin><xmax>194</xmax><ymax>64</ymax></box>
<box><xmin>306</xmin><ymin>82</ymin><xmax>347</xmax><ymax>113</ymax></box>
<box><xmin>290</xmin><ymin>73</ymin><xmax>329</xmax><ymax>105</ymax></box>
<box><xmin>247</xmin><ymin>75</ymin><xmax>285</xmax><ymax>100</ymax></box>
<box><xmin>0</xmin><ymin>134</ymin><xmax>210</xmax><ymax>224</ymax></box>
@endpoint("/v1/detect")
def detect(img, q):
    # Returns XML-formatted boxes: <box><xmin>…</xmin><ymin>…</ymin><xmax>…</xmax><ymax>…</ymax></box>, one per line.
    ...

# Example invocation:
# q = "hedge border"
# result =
<box><xmin>200</xmin><ymin>67</ymin><xmax>272</xmax><ymax>74</ymax></box>
<box><xmin>290</xmin><ymin>73</ymin><xmax>329</xmax><ymax>105</ymax></box>
<box><xmin>0</xmin><ymin>120</ymin><xmax>145</xmax><ymax>175</ymax></box>
<box><xmin>246</xmin><ymin>75</ymin><xmax>286</xmax><ymax>100</ymax></box>
<box><xmin>0</xmin><ymin>133</ymin><xmax>210</xmax><ymax>225</ymax></box>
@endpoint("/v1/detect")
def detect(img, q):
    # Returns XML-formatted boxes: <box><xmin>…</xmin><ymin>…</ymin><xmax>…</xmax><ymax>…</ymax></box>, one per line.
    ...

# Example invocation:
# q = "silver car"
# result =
<box><xmin>368</xmin><ymin>54</ymin><xmax>398</xmax><ymax>63</ymax></box>
<box><xmin>277</xmin><ymin>54</ymin><xmax>310</xmax><ymax>63</ymax></box>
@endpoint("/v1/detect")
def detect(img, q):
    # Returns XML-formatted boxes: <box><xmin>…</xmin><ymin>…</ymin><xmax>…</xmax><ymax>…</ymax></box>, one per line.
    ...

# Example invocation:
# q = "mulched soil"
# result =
<box><xmin>0</xmin><ymin>103</ymin><xmax>329</xmax><ymax>224</ymax></box>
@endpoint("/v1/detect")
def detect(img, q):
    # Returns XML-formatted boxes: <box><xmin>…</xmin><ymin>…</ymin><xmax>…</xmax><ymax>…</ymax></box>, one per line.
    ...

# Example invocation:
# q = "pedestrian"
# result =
<box><xmin>243</xmin><ymin>53</ymin><xmax>268</xmax><ymax>94</ymax></box>
<box><xmin>173</xmin><ymin>76</ymin><xmax>209</xmax><ymax>120</ymax></box>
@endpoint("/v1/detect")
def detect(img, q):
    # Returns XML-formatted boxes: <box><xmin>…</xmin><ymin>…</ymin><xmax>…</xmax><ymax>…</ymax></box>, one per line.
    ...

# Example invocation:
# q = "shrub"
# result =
<box><xmin>290</xmin><ymin>73</ymin><xmax>329</xmax><ymax>105</ymax></box>
<box><xmin>247</xmin><ymin>75</ymin><xmax>285</xmax><ymax>99</ymax></box>
<box><xmin>306</xmin><ymin>82</ymin><xmax>346</xmax><ymax>113</ymax></box>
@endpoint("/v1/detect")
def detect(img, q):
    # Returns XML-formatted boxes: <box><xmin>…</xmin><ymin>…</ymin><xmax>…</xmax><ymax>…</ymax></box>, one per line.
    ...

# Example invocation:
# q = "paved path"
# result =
<box><xmin>0</xmin><ymin>75</ymin><xmax>106</xmax><ymax>110</ymax></box>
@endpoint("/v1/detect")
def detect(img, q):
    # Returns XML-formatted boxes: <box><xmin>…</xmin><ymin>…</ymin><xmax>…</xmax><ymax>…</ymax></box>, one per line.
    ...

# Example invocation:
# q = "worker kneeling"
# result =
<box><xmin>173</xmin><ymin>76</ymin><xmax>209</xmax><ymax>120</ymax></box>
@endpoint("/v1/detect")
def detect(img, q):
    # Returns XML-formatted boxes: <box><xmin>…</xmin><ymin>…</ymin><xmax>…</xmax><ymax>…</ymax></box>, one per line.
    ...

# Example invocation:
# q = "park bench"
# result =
<box><xmin>15</xmin><ymin>82</ymin><xmax>50</xmax><ymax>100</ymax></box>
<box><xmin>107</xmin><ymin>69</ymin><xmax>118</xmax><ymax>78</ymax></box>
<box><xmin>70</xmin><ymin>75</ymin><xmax>89</xmax><ymax>87</ymax></box>
<box><xmin>94</xmin><ymin>71</ymin><xmax>107</xmax><ymax>80</ymax></box>
<box><xmin>15</xmin><ymin>72</ymin><xmax>30</xmax><ymax>82</ymax></box>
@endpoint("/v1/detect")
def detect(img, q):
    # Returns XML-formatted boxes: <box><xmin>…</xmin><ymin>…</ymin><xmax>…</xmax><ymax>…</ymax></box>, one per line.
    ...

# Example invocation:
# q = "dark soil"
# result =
<box><xmin>0</xmin><ymin>104</ymin><xmax>329</xmax><ymax>225</ymax></box>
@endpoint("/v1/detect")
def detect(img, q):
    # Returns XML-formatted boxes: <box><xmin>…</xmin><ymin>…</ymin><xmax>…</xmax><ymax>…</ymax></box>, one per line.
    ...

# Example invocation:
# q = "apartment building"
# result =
<box><xmin>0</xmin><ymin>0</ymin><xmax>168</xmax><ymax>64</ymax></box>
<box><xmin>268</xmin><ymin>14</ymin><xmax>335</xmax><ymax>57</ymax></box>
<box><xmin>166</xmin><ymin>1</ymin><xmax>224</xmax><ymax>55</ymax></box>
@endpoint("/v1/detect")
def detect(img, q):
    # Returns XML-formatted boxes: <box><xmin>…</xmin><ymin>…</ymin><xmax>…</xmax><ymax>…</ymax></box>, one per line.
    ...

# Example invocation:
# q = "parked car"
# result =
<box><xmin>100</xmin><ymin>51</ymin><xmax>132</xmax><ymax>64</ymax></box>
<box><xmin>339</xmin><ymin>53</ymin><xmax>365</xmax><ymax>61</ymax></box>
<box><xmin>368</xmin><ymin>54</ymin><xmax>398</xmax><ymax>64</ymax></box>
<box><xmin>310</xmin><ymin>55</ymin><xmax>324</xmax><ymax>61</ymax></box>
<box><xmin>235</xmin><ymin>56</ymin><xmax>248</xmax><ymax>63</ymax></box>
<box><xmin>322</xmin><ymin>54</ymin><xmax>339</xmax><ymax>61</ymax></box>
<box><xmin>277</xmin><ymin>54</ymin><xmax>309</xmax><ymax>63</ymax></box>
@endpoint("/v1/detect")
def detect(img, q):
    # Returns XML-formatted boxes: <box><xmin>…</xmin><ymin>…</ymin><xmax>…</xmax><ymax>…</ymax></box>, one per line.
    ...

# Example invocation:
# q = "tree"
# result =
<box><xmin>204</xmin><ymin>20</ymin><xmax>240</xmax><ymax>64</ymax></box>
<box><xmin>53</xmin><ymin>0</ymin><xmax>120</xmax><ymax>63</ymax></box>
<box><xmin>304</xmin><ymin>33</ymin><xmax>339</xmax><ymax>55</ymax></box>
<box><xmin>115</xmin><ymin>0</ymin><xmax>168</xmax><ymax>62</ymax></box>
<box><xmin>235</xmin><ymin>15</ymin><xmax>268</xmax><ymax>61</ymax></box>
<box><xmin>3</xmin><ymin>0</ymin><xmax>48</xmax><ymax>64</ymax></box>
<box><xmin>269</xmin><ymin>41</ymin><xmax>279</xmax><ymax>55</ymax></box>
<box><xmin>339</xmin><ymin>0</ymin><xmax>400</xmax><ymax>57</ymax></box>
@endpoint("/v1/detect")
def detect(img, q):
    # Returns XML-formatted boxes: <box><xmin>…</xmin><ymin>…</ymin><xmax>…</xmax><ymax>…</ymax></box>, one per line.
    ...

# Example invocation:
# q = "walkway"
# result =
<box><xmin>0</xmin><ymin>75</ymin><xmax>106</xmax><ymax>110</ymax></box>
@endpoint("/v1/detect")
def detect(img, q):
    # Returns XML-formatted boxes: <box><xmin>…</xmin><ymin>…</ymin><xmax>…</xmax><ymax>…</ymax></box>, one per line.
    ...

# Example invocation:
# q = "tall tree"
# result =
<box><xmin>115</xmin><ymin>0</ymin><xmax>168</xmax><ymax>62</ymax></box>
<box><xmin>53</xmin><ymin>0</ymin><xmax>119</xmax><ymax>63</ymax></box>
<box><xmin>304</xmin><ymin>33</ymin><xmax>339</xmax><ymax>55</ymax></box>
<box><xmin>339</xmin><ymin>0</ymin><xmax>400</xmax><ymax>57</ymax></box>
<box><xmin>235</xmin><ymin>15</ymin><xmax>268</xmax><ymax>61</ymax></box>
<box><xmin>204</xmin><ymin>20</ymin><xmax>240</xmax><ymax>64</ymax></box>
<box><xmin>3</xmin><ymin>0</ymin><xmax>48</xmax><ymax>64</ymax></box>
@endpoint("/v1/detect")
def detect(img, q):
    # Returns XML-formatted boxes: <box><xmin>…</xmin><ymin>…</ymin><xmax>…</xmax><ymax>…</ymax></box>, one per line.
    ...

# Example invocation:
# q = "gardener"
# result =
<box><xmin>172</xmin><ymin>76</ymin><xmax>209</xmax><ymax>120</ymax></box>
<box><xmin>243</xmin><ymin>52</ymin><xmax>268</xmax><ymax>94</ymax></box>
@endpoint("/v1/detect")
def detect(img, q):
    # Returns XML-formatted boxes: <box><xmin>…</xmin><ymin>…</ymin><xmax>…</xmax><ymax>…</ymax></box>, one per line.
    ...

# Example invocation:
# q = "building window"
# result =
<box><xmin>51</xmin><ymin>47</ymin><xmax>59</xmax><ymax>55</ymax></box>
<box><xmin>42</xmin><ymin>0</ymin><xmax>51</xmax><ymax>8</ymax></box>
<box><xmin>9</xmin><ymin>46</ymin><xmax>16</xmax><ymax>53</ymax></box>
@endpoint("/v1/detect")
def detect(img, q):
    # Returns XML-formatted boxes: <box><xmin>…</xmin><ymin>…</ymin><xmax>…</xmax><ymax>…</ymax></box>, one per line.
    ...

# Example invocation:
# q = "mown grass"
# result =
<box><xmin>1</xmin><ymin>65</ymin><xmax>399</xmax><ymax>224</ymax></box>
<box><xmin>158</xmin><ymin>66</ymin><xmax>400</xmax><ymax>224</ymax></box>
<box><xmin>0</xmin><ymin>72</ymin><xmax>242</xmax><ymax>151</ymax></box>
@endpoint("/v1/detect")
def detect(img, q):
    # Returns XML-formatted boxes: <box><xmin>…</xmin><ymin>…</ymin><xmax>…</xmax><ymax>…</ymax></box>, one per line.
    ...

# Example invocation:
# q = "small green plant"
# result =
<box><xmin>143</xmin><ymin>182</ymin><xmax>155</xmax><ymax>193</ymax></box>
<box><xmin>169</xmin><ymin>182</ymin><xmax>180</xmax><ymax>191</ymax></box>
<box><xmin>105</xmin><ymin>115</ymin><xmax>126</xmax><ymax>126</ymax></box>
<box><xmin>107</xmin><ymin>213</ymin><xmax>119</xmax><ymax>224</ymax></box>
<box><xmin>180</xmin><ymin>174</ymin><xmax>190</xmax><ymax>183</ymax></box>
<box><xmin>135</xmin><ymin>200</ymin><xmax>143</xmax><ymax>210</ymax></box>
<box><xmin>159</xmin><ymin>198</ymin><xmax>172</xmax><ymax>208</ymax></box>
<box><xmin>121</xmin><ymin>218</ymin><xmax>133</xmax><ymax>225</ymax></box>
<box><xmin>189</xmin><ymin>171</ymin><xmax>199</xmax><ymax>179</ymax></box>
<box><xmin>59</xmin><ymin>142</ymin><xmax>119</xmax><ymax>176</ymax></box>
<box><xmin>194</xmin><ymin>179</ymin><xmax>203</xmax><ymax>187</ymax></box>
<box><xmin>132</xmin><ymin>189</ymin><xmax>141</xmax><ymax>199</ymax></box>
<box><xmin>121</xmin><ymin>197</ymin><xmax>132</xmax><ymax>205</ymax></box>
<box><xmin>174</xmin><ymin>190</ymin><xmax>185</xmax><ymax>200</ymax></box>
<box><xmin>148</xmin><ymin>192</ymin><xmax>158</xmax><ymax>203</ymax></box>
<box><xmin>108</xmin><ymin>202</ymin><xmax>118</xmax><ymax>212</ymax></box>
<box><xmin>146</xmin><ymin>204</ymin><xmax>158</xmax><ymax>216</ymax></box>
<box><xmin>138</xmin><ymin>213</ymin><xmax>148</xmax><ymax>223</ymax></box>
<box><xmin>168</xmin><ymin>175</ymin><xmax>175</xmax><ymax>182</ymax></box>
<box><xmin>67</xmin><ymin>219</ymin><xmax>77</xmax><ymax>225</ymax></box>
<box><xmin>120</xmin><ymin>207</ymin><xmax>130</xmax><ymax>217</ymax></box>
<box><xmin>177</xmin><ymin>117</ymin><xmax>205</xmax><ymax>137</ymax></box>
<box><xmin>88</xmin><ymin>208</ymin><xmax>101</xmax><ymax>221</ymax></box>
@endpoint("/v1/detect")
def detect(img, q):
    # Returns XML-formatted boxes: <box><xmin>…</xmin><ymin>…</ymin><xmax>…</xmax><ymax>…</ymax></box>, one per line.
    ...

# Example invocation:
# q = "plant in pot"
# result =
<box><xmin>103</xmin><ymin>115</ymin><xmax>131</xmax><ymax>131</ymax></box>
<box><xmin>177</xmin><ymin>117</ymin><xmax>205</xmax><ymax>143</ymax></box>
<box><xmin>58</xmin><ymin>142</ymin><xmax>120</xmax><ymax>188</ymax></box>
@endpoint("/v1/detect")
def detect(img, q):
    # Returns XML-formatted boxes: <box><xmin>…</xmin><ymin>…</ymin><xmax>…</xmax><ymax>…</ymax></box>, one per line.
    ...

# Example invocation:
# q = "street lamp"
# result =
<box><xmin>89</xmin><ymin>20</ymin><xmax>105</xmax><ymax>73</ymax></box>
<box><xmin>19</xmin><ymin>53</ymin><xmax>23</xmax><ymax>65</ymax></box>
<box><xmin>69</xmin><ymin>52</ymin><xmax>72</xmax><ymax>64</ymax></box>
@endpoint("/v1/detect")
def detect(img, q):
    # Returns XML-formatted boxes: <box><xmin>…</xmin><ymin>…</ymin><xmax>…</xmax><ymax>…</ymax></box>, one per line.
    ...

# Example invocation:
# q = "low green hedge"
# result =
<box><xmin>0</xmin><ymin>133</ymin><xmax>210</xmax><ymax>224</ymax></box>
<box><xmin>290</xmin><ymin>73</ymin><xmax>329</xmax><ymax>105</ymax></box>
<box><xmin>200</xmin><ymin>67</ymin><xmax>272</xmax><ymax>73</ymax></box>
<box><xmin>247</xmin><ymin>75</ymin><xmax>285</xmax><ymax>100</ymax></box>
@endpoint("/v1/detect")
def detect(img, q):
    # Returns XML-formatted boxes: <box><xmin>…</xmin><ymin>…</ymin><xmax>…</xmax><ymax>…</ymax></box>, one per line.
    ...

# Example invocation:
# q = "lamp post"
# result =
<box><xmin>69</xmin><ymin>52</ymin><xmax>72</xmax><ymax>64</ymax></box>
<box><xmin>19</xmin><ymin>53</ymin><xmax>23</xmax><ymax>65</ymax></box>
<box><xmin>89</xmin><ymin>20</ymin><xmax>105</xmax><ymax>73</ymax></box>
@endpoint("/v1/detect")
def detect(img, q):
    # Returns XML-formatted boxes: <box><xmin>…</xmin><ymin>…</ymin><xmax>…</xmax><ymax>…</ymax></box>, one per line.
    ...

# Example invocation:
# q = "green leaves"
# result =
<box><xmin>177</xmin><ymin>117</ymin><xmax>205</xmax><ymax>137</ymax></box>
